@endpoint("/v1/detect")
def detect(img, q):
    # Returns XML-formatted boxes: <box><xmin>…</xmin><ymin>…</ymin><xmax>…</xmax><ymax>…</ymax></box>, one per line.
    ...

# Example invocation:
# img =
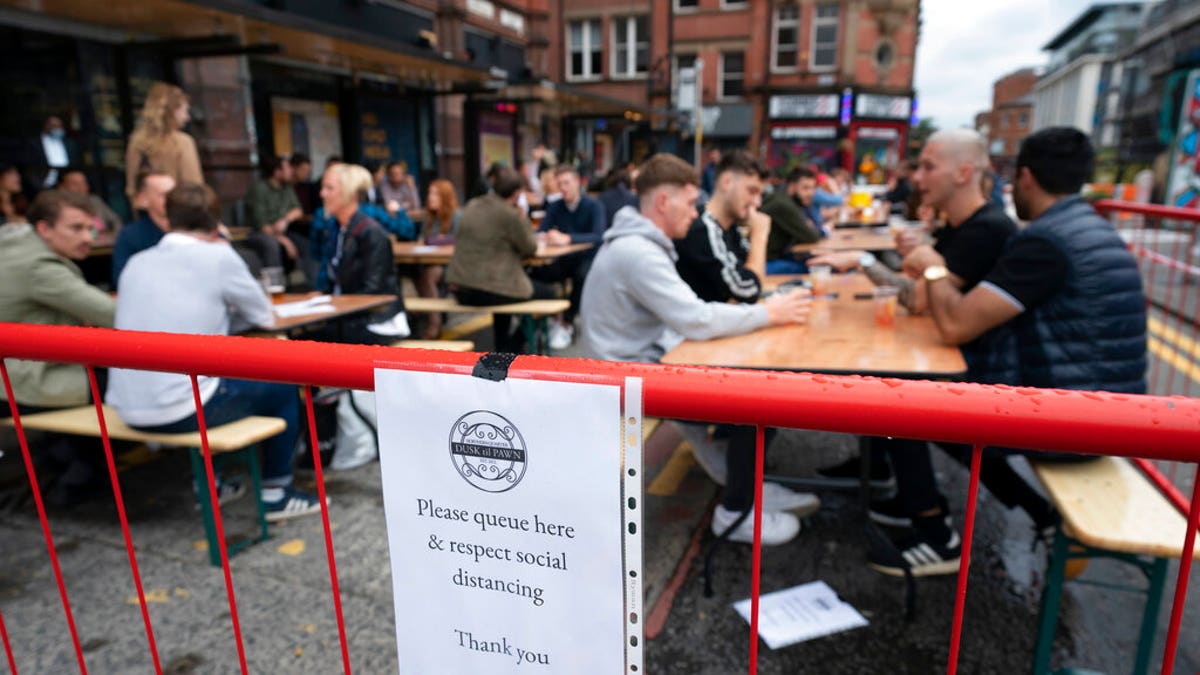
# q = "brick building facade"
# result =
<box><xmin>543</xmin><ymin>0</ymin><xmax>921</xmax><ymax>182</ymax></box>
<box><xmin>975</xmin><ymin>68</ymin><xmax>1037</xmax><ymax>178</ymax></box>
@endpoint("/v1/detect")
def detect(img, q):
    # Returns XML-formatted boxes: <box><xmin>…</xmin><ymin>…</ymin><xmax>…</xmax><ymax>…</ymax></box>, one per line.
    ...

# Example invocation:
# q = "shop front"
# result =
<box><xmin>765</xmin><ymin>93</ymin><xmax>845</xmax><ymax>174</ymax></box>
<box><xmin>849</xmin><ymin>92</ymin><xmax>912</xmax><ymax>184</ymax></box>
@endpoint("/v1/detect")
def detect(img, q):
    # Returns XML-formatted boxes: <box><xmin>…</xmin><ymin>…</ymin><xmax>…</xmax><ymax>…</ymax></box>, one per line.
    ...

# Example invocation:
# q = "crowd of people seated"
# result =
<box><xmin>0</xmin><ymin>85</ymin><xmax>1149</xmax><ymax>583</ymax></box>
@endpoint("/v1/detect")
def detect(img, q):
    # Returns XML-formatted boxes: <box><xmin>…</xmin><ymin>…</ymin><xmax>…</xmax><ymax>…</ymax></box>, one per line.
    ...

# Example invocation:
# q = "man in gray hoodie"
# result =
<box><xmin>579</xmin><ymin>153</ymin><xmax>813</xmax><ymax>545</ymax></box>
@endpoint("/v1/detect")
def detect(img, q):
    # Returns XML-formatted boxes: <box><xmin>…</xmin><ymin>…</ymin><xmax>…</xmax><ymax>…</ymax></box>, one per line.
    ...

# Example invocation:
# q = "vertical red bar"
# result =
<box><xmin>188</xmin><ymin>375</ymin><xmax>249</xmax><ymax>675</ymax></box>
<box><xmin>946</xmin><ymin>444</ymin><xmax>983</xmax><ymax>675</ymax></box>
<box><xmin>303</xmin><ymin>387</ymin><xmax>352</xmax><ymax>674</ymax></box>
<box><xmin>85</xmin><ymin>368</ymin><xmax>162</xmax><ymax>674</ymax></box>
<box><xmin>747</xmin><ymin>424</ymin><xmax>765</xmax><ymax>675</ymax></box>
<box><xmin>0</xmin><ymin>361</ymin><xmax>88</xmax><ymax>674</ymax></box>
<box><xmin>1159</xmin><ymin>463</ymin><xmax>1200</xmax><ymax>675</ymax></box>
<box><xmin>0</xmin><ymin>606</ymin><xmax>17</xmax><ymax>675</ymax></box>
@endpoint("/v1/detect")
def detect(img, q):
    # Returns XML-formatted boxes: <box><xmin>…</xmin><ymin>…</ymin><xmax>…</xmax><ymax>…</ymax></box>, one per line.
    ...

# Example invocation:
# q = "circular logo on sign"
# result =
<box><xmin>449</xmin><ymin>411</ymin><xmax>528</xmax><ymax>493</ymax></box>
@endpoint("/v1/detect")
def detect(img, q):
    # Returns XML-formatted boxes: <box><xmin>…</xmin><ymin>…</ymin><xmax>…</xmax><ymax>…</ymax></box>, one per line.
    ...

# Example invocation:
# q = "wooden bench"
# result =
<box><xmin>1029</xmin><ymin>456</ymin><xmax>1200</xmax><ymax>675</ymax></box>
<box><xmin>403</xmin><ymin>297</ymin><xmax>571</xmax><ymax>354</ymax></box>
<box><xmin>2</xmin><ymin>405</ymin><xmax>287</xmax><ymax>567</ymax></box>
<box><xmin>391</xmin><ymin>339</ymin><xmax>475</xmax><ymax>352</ymax></box>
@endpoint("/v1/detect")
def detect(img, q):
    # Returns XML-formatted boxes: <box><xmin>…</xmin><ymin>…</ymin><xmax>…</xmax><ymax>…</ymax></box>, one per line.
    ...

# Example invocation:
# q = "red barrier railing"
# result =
<box><xmin>1</xmin><ymin>321</ymin><xmax>1199</xmax><ymax>674</ymax></box>
<box><xmin>1095</xmin><ymin>199</ymin><xmax>1200</xmax><ymax>514</ymax></box>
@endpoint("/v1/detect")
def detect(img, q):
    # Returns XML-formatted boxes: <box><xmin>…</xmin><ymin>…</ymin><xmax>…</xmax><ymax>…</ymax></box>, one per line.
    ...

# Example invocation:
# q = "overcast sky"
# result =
<box><xmin>914</xmin><ymin>0</ymin><xmax>1118</xmax><ymax>129</ymax></box>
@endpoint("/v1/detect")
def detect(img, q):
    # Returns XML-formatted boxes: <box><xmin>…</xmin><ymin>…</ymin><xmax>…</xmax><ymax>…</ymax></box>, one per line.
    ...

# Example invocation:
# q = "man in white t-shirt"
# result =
<box><xmin>106</xmin><ymin>182</ymin><xmax>324</xmax><ymax>522</ymax></box>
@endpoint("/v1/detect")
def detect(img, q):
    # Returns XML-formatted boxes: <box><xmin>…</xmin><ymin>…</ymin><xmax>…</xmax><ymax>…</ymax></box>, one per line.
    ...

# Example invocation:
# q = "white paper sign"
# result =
<box><xmin>375</xmin><ymin>370</ymin><xmax>643</xmax><ymax>674</ymax></box>
<box><xmin>733</xmin><ymin>581</ymin><xmax>868</xmax><ymax>649</ymax></box>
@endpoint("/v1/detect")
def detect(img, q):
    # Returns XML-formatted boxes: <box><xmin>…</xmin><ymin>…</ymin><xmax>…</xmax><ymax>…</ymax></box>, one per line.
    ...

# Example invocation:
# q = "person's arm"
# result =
<box><xmin>359</xmin><ymin>226</ymin><xmax>395</xmax><ymax>294</ymax></box>
<box><xmin>568</xmin><ymin>199</ymin><xmax>606</xmax><ymax>244</ymax></box>
<box><xmin>903</xmin><ymin>240</ymin><xmax>1067</xmax><ymax>345</ymax></box>
<box><xmin>506</xmin><ymin>208</ymin><xmax>539</xmax><ymax>257</ymax></box>
<box><xmin>365</xmin><ymin>203</ymin><xmax>416</xmax><ymax>241</ymax></box>
<box><xmin>30</xmin><ymin>261</ymin><xmax>116</xmax><ymax>328</ymax></box>
<box><xmin>677</xmin><ymin>220</ymin><xmax>762</xmax><ymax>304</ymax></box>
<box><xmin>219</xmin><ymin>247</ymin><xmax>274</xmax><ymax>328</ymax></box>
<box><xmin>744</xmin><ymin>210</ymin><xmax>770</xmax><ymax>282</ymax></box>
<box><xmin>626</xmin><ymin>248</ymin><xmax>770</xmax><ymax>341</ymax></box>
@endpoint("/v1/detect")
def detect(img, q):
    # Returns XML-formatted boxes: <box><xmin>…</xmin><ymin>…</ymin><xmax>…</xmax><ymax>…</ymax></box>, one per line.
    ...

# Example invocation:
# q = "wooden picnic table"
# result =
<box><xmin>792</xmin><ymin>227</ymin><xmax>898</xmax><ymax>254</ymax></box>
<box><xmin>267</xmin><ymin>293</ymin><xmax>396</xmax><ymax>332</ymax></box>
<box><xmin>661</xmin><ymin>272</ymin><xmax>965</xmax><ymax>379</ymax></box>
<box><xmin>392</xmin><ymin>241</ymin><xmax>593</xmax><ymax>266</ymax></box>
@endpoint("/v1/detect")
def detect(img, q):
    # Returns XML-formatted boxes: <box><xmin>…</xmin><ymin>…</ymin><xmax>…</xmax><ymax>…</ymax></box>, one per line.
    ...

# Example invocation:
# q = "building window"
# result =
<box><xmin>674</xmin><ymin>0</ymin><xmax>699</xmax><ymax>12</ymax></box>
<box><xmin>811</xmin><ymin>4</ymin><xmax>840</xmax><ymax>71</ymax></box>
<box><xmin>720</xmin><ymin>51</ymin><xmax>744</xmax><ymax>100</ymax></box>
<box><xmin>568</xmin><ymin>19</ymin><xmax>602</xmax><ymax>80</ymax></box>
<box><xmin>612</xmin><ymin>16</ymin><xmax>649</xmax><ymax>79</ymax></box>
<box><xmin>721</xmin><ymin>0</ymin><xmax>749</xmax><ymax>9</ymax></box>
<box><xmin>772</xmin><ymin>5</ymin><xmax>800</xmax><ymax>72</ymax></box>
<box><xmin>673</xmin><ymin>53</ymin><xmax>698</xmax><ymax>107</ymax></box>
<box><xmin>1018</xmin><ymin>111</ymin><xmax>1029</xmax><ymax>128</ymax></box>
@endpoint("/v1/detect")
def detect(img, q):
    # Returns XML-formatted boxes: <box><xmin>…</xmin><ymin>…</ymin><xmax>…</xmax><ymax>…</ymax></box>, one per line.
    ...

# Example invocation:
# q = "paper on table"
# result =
<box><xmin>733</xmin><ymin>581</ymin><xmax>867</xmax><ymax>649</ymax></box>
<box><xmin>412</xmin><ymin>245</ymin><xmax>439</xmax><ymax>253</ymax></box>
<box><xmin>273</xmin><ymin>296</ymin><xmax>336</xmax><ymax>318</ymax></box>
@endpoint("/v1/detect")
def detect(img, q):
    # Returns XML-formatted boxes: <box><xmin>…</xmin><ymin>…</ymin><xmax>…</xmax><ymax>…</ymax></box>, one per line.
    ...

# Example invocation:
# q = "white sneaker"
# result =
<box><xmin>760</xmin><ymin>483</ymin><xmax>821</xmax><ymax>517</ymax></box>
<box><xmin>711</xmin><ymin>504</ymin><xmax>800</xmax><ymax>546</ymax></box>
<box><xmin>674</xmin><ymin>422</ymin><xmax>728</xmax><ymax>485</ymax></box>
<box><xmin>548</xmin><ymin>321</ymin><xmax>573</xmax><ymax>350</ymax></box>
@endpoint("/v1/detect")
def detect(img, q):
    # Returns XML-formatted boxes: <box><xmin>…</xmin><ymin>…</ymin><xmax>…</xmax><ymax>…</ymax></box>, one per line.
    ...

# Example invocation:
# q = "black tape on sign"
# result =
<box><xmin>472</xmin><ymin>352</ymin><xmax>518</xmax><ymax>382</ymax></box>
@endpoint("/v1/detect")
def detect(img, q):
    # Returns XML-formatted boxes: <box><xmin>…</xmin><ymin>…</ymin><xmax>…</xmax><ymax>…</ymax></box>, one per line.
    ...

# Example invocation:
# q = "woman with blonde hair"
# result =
<box><xmin>124</xmin><ymin>82</ymin><xmax>203</xmax><ymax>200</ymax></box>
<box><xmin>414</xmin><ymin>178</ymin><xmax>460</xmax><ymax>338</ymax></box>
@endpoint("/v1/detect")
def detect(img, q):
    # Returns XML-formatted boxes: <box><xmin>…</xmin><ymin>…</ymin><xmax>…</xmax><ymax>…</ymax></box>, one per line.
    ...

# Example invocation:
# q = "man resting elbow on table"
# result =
<box><xmin>578</xmin><ymin>153</ymin><xmax>814</xmax><ymax>546</ymax></box>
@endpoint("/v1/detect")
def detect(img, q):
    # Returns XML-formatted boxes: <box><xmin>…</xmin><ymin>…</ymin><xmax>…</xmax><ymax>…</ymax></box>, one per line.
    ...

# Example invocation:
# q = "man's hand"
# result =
<box><xmin>541</xmin><ymin>229</ymin><xmax>571</xmax><ymax>246</ymax></box>
<box><xmin>276</xmin><ymin>234</ymin><xmax>299</xmax><ymax>260</ymax></box>
<box><xmin>746</xmin><ymin>209</ymin><xmax>771</xmax><ymax>241</ymax></box>
<box><xmin>894</xmin><ymin>228</ymin><xmax>922</xmax><ymax>257</ymax></box>
<box><xmin>902</xmin><ymin>245</ymin><xmax>945</xmax><ymax>278</ymax></box>
<box><xmin>764</xmin><ymin>287</ymin><xmax>812</xmax><ymax>325</ymax></box>
<box><xmin>807</xmin><ymin>250</ymin><xmax>863</xmax><ymax>272</ymax></box>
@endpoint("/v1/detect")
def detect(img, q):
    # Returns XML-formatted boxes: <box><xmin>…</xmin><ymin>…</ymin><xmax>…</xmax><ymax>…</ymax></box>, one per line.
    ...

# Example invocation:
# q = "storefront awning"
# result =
<box><xmin>0</xmin><ymin>0</ymin><xmax>494</xmax><ymax>87</ymax></box>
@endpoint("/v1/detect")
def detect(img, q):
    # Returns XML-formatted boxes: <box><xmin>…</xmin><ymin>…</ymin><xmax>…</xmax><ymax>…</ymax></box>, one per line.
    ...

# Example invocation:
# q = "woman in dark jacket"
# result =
<box><xmin>317</xmin><ymin>163</ymin><xmax>406</xmax><ymax>344</ymax></box>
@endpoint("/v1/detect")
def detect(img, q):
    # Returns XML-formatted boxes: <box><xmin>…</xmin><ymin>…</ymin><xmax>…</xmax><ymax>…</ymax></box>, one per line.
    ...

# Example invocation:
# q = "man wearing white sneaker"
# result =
<box><xmin>578</xmin><ymin>153</ymin><xmax>817</xmax><ymax>546</ymax></box>
<box><xmin>671</xmin><ymin>151</ymin><xmax>821</xmax><ymax>543</ymax></box>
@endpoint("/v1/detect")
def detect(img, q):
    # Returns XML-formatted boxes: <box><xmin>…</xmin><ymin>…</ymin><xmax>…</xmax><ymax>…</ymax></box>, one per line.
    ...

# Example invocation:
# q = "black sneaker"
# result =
<box><xmin>869</xmin><ymin>494</ymin><xmax>952</xmax><ymax>528</ymax></box>
<box><xmin>867</xmin><ymin>526</ymin><xmax>962</xmax><ymax>577</ymax></box>
<box><xmin>815</xmin><ymin>455</ymin><xmax>895</xmax><ymax>490</ymax></box>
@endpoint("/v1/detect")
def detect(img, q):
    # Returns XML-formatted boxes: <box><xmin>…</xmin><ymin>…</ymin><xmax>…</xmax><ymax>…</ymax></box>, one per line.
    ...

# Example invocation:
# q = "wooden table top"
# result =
<box><xmin>268</xmin><ymin>293</ymin><xmax>396</xmax><ymax>332</ymax></box>
<box><xmin>661</xmin><ymin>272</ymin><xmax>966</xmax><ymax>378</ymax></box>
<box><xmin>392</xmin><ymin>241</ymin><xmax>593</xmax><ymax>266</ymax></box>
<box><xmin>792</xmin><ymin>227</ymin><xmax>897</xmax><ymax>253</ymax></box>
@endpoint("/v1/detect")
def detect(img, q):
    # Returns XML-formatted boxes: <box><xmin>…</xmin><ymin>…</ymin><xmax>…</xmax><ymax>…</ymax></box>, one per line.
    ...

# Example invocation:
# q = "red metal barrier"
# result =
<box><xmin>2</xmin><ymin>321</ymin><xmax>1199</xmax><ymax>674</ymax></box>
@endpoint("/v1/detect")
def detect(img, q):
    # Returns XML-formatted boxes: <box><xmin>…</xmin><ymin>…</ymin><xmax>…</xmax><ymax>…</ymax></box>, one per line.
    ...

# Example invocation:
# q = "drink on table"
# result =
<box><xmin>809</xmin><ymin>265</ymin><xmax>832</xmax><ymax>297</ymax></box>
<box><xmin>260</xmin><ymin>266</ymin><xmax>287</xmax><ymax>302</ymax></box>
<box><xmin>874</xmin><ymin>286</ymin><xmax>898</xmax><ymax>328</ymax></box>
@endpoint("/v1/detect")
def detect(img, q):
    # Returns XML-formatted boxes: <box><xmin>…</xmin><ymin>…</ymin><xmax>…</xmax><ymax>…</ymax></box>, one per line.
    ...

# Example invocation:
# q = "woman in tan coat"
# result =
<box><xmin>124</xmin><ymin>82</ymin><xmax>203</xmax><ymax>200</ymax></box>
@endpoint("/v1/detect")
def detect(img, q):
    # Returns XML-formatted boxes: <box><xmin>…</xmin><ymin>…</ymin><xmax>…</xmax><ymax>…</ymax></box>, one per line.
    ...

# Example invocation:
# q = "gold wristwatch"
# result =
<box><xmin>923</xmin><ymin>265</ymin><xmax>949</xmax><ymax>282</ymax></box>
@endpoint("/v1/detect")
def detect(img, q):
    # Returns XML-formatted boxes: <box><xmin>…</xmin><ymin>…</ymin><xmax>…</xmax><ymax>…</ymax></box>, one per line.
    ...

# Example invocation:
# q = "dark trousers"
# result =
<box><xmin>16</xmin><ymin>403</ymin><xmax>104</xmax><ymax>490</ymax></box>
<box><xmin>530</xmin><ymin>251</ymin><xmax>593</xmax><ymax>323</ymax></box>
<box><xmin>132</xmin><ymin>379</ymin><xmax>299</xmax><ymax>487</ymax></box>
<box><xmin>879</xmin><ymin>436</ymin><xmax>1082</xmax><ymax>527</ymax></box>
<box><xmin>455</xmin><ymin>281</ymin><xmax>559</xmax><ymax>353</ymax></box>
<box><xmin>721</xmin><ymin>425</ymin><xmax>777</xmax><ymax>511</ymax></box>
<box><xmin>245</xmin><ymin>231</ymin><xmax>313</xmax><ymax>286</ymax></box>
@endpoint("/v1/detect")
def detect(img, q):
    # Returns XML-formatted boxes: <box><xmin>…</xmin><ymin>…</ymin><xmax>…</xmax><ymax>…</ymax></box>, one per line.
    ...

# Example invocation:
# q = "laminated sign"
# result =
<box><xmin>375</xmin><ymin>370</ymin><xmax>644</xmax><ymax>674</ymax></box>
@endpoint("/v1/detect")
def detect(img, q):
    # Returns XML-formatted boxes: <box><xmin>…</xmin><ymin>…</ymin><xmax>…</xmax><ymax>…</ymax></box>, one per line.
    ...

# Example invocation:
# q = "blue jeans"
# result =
<box><xmin>133</xmin><ymin>379</ymin><xmax>299</xmax><ymax>487</ymax></box>
<box><xmin>766</xmin><ymin>258</ymin><xmax>809</xmax><ymax>275</ymax></box>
